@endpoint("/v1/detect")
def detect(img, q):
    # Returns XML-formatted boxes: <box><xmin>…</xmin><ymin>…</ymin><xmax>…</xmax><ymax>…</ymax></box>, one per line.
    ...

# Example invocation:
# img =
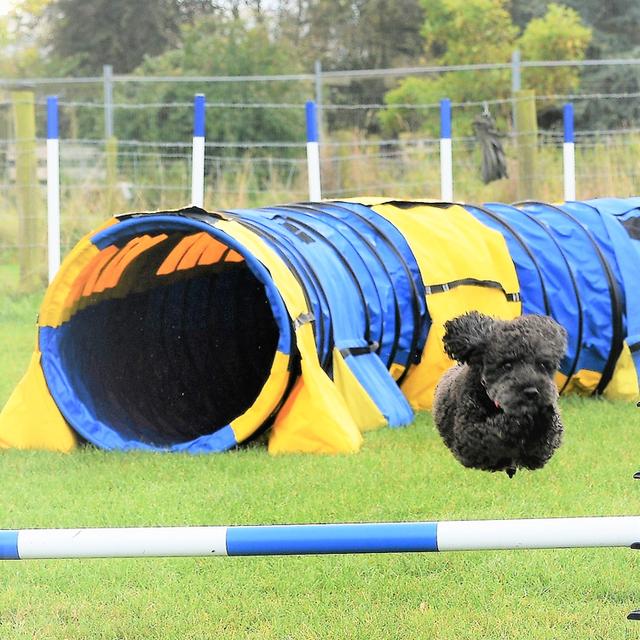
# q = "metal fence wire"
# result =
<box><xmin>1</xmin><ymin>59</ymin><xmax>640</xmax><ymax>290</ymax></box>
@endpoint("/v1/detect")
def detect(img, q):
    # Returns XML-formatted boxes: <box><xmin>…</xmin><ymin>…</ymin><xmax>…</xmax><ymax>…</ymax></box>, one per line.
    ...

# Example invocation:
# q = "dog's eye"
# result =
<box><xmin>502</xmin><ymin>362</ymin><xmax>513</xmax><ymax>370</ymax></box>
<box><xmin>537</xmin><ymin>361</ymin><xmax>551</xmax><ymax>372</ymax></box>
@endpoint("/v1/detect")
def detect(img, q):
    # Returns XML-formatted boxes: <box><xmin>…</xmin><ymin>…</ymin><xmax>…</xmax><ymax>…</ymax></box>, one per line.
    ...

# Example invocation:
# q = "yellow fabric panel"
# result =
<box><xmin>230</xmin><ymin>350</ymin><xmax>291</xmax><ymax>442</ymax></box>
<box><xmin>214</xmin><ymin>220</ymin><xmax>363</xmax><ymax>454</ymax></box>
<box><xmin>39</xmin><ymin>240</ymin><xmax>102</xmax><ymax>328</ymax></box>
<box><xmin>332</xmin><ymin>348</ymin><xmax>386</xmax><ymax>432</ymax></box>
<box><xmin>371</xmin><ymin>202</ymin><xmax>521</xmax><ymax>410</ymax></box>
<box><xmin>560</xmin><ymin>369</ymin><xmax>602</xmax><ymax>396</ymax></box>
<box><xmin>604</xmin><ymin>341</ymin><xmax>640</xmax><ymax>400</ymax></box>
<box><xmin>0</xmin><ymin>350</ymin><xmax>77</xmax><ymax>451</ymax></box>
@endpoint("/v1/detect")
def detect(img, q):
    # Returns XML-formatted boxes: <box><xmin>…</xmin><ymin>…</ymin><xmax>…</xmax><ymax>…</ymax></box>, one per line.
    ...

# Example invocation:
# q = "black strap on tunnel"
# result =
<box><xmin>425</xmin><ymin>278</ymin><xmax>521</xmax><ymax>303</ymax></box>
<box><xmin>466</xmin><ymin>204</ymin><xmax>552</xmax><ymax>316</ymax></box>
<box><xmin>339</xmin><ymin>341</ymin><xmax>380</xmax><ymax>358</ymax></box>
<box><xmin>630</xmin><ymin>342</ymin><xmax>640</xmax><ymax>353</ymax></box>
<box><xmin>311</xmin><ymin>201</ymin><xmax>427</xmax><ymax>384</ymax></box>
<box><xmin>516</xmin><ymin>201</ymin><xmax>624</xmax><ymax>395</ymax></box>
<box><xmin>114</xmin><ymin>205</ymin><xmax>229</xmax><ymax>223</ymax></box>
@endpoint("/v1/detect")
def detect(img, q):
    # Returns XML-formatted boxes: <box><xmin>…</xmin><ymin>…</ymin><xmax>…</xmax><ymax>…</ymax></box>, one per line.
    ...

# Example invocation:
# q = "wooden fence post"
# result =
<box><xmin>11</xmin><ymin>90</ymin><xmax>41</xmax><ymax>289</ymax></box>
<box><xmin>105</xmin><ymin>135</ymin><xmax>118</xmax><ymax>213</ymax></box>
<box><xmin>514</xmin><ymin>89</ymin><xmax>538</xmax><ymax>200</ymax></box>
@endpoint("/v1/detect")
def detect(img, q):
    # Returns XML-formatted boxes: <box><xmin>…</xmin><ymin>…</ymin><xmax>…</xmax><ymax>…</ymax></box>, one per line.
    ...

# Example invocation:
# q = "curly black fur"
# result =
<box><xmin>433</xmin><ymin>312</ymin><xmax>568</xmax><ymax>477</ymax></box>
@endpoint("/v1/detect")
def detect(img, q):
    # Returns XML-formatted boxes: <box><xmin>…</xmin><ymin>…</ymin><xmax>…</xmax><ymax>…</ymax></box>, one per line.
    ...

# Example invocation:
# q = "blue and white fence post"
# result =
<box><xmin>305</xmin><ymin>100</ymin><xmax>322</xmax><ymax>201</ymax></box>
<box><xmin>563</xmin><ymin>103</ymin><xmax>576</xmax><ymax>201</ymax></box>
<box><xmin>46</xmin><ymin>96</ymin><xmax>60</xmax><ymax>283</ymax></box>
<box><xmin>191</xmin><ymin>93</ymin><xmax>206</xmax><ymax>208</ymax></box>
<box><xmin>440</xmin><ymin>98</ymin><xmax>453</xmax><ymax>201</ymax></box>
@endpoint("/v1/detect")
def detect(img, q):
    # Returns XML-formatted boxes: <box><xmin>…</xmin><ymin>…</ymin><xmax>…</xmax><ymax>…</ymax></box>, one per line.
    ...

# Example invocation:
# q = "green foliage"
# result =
<box><xmin>0</xmin><ymin>0</ymin><xmax>50</xmax><ymax>78</ymax></box>
<box><xmin>381</xmin><ymin>0</ymin><xmax>516</xmax><ymax>136</ymax></box>
<box><xmin>113</xmin><ymin>17</ymin><xmax>307</xmax><ymax>151</ymax></box>
<box><xmin>518</xmin><ymin>3</ymin><xmax>592</xmax><ymax>99</ymax></box>
<box><xmin>47</xmin><ymin>0</ymin><xmax>220</xmax><ymax>74</ymax></box>
<box><xmin>380</xmin><ymin>0</ymin><xmax>592</xmax><ymax>136</ymax></box>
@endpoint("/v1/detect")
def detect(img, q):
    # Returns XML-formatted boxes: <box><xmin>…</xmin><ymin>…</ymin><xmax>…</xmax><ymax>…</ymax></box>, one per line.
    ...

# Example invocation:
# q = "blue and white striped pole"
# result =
<box><xmin>191</xmin><ymin>93</ymin><xmax>206</xmax><ymax>208</ymax></box>
<box><xmin>440</xmin><ymin>98</ymin><xmax>453</xmax><ymax>201</ymax></box>
<box><xmin>46</xmin><ymin>96</ymin><xmax>61</xmax><ymax>283</ymax></box>
<box><xmin>1</xmin><ymin>516</ymin><xmax>639</xmax><ymax>559</ymax></box>
<box><xmin>305</xmin><ymin>100</ymin><xmax>322</xmax><ymax>201</ymax></box>
<box><xmin>563</xmin><ymin>102</ymin><xmax>576</xmax><ymax>201</ymax></box>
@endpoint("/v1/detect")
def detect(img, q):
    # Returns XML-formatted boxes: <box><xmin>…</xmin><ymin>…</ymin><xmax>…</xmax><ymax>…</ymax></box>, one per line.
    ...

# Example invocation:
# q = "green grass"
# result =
<box><xmin>0</xmin><ymin>291</ymin><xmax>639</xmax><ymax>638</ymax></box>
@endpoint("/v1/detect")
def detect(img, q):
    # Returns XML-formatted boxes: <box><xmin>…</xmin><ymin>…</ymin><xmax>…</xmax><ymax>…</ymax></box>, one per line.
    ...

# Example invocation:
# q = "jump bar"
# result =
<box><xmin>1</xmin><ymin>516</ymin><xmax>639</xmax><ymax>560</ymax></box>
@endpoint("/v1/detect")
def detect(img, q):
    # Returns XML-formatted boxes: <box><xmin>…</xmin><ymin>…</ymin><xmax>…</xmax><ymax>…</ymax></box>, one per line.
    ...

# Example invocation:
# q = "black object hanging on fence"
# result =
<box><xmin>473</xmin><ymin>106</ymin><xmax>508</xmax><ymax>184</ymax></box>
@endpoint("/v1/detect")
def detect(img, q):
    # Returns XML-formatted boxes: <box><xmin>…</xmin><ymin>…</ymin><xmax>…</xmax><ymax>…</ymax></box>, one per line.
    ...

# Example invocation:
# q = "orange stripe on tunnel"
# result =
<box><xmin>156</xmin><ymin>234</ymin><xmax>204</xmax><ymax>275</ymax></box>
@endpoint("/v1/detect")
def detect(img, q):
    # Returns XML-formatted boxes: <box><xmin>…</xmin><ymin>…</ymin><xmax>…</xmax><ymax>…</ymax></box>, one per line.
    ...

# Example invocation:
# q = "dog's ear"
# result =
<box><xmin>530</xmin><ymin>315</ymin><xmax>568</xmax><ymax>363</ymax></box>
<box><xmin>442</xmin><ymin>311</ymin><xmax>495</xmax><ymax>364</ymax></box>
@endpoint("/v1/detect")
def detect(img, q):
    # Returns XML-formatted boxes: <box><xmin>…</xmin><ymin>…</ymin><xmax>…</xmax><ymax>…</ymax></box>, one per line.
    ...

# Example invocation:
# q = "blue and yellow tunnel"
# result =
<box><xmin>1</xmin><ymin>198</ymin><xmax>638</xmax><ymax>454</ymax></box>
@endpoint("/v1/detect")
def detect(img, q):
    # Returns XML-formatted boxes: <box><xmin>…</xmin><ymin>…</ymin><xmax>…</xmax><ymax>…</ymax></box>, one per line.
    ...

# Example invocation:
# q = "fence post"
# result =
<box><xmin>514</xmin><ymin>89</ymin><xmax>537</xmax><ymax>200</ymax></box>
<box><xmin>105</xmin><ymin>136</ymin><xmax>118</xmax><ymax>214</ymax></box>
<box><xmin>46</xmin><ymin>96</ymin><xmax>60</xmax><ymax>283</ymax></box>
<box><xmin>563</xmin><ymin>103</ymin><xmax>576</xmax><ymax>201</ymax></box>
<box><xmin>314</xmin><ymin>60</ymin><xmax>323</xmax><ymax>140</ymax></box>
<box><xmin>440</xmin><ymin>98</ymin><xmax>453</xmax><ymax>201</ymax></box>
<box><xmin>305</xmin><ymin>100</ymin><xmax>322</xmax><ymax>201</ymax></box>
<box><xmin>191</xmin><ymin>93</ymin><xmax>205</xmax><ymax>208</ymax></box>
<box><xmin>11</xmin><ymin>90</ymin><xmax>40</xmax><ymax>288</ymax></box>
<box><xmin>511</xmin><ymin>49</ymin><xmax>521</xmax><ymax>126</ymax></box>
<box><xmin>103</xmin><ymin>64</ymin><xmax>114</xmax><ymax>139</ymax></box>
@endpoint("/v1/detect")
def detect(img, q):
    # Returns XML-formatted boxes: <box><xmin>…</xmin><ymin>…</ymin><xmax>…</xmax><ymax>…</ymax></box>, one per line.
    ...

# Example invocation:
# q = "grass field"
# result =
<box><xmin>1</xmin><ymin>290</ymin><xmax>639</xmax><ymax>639</ymax></box>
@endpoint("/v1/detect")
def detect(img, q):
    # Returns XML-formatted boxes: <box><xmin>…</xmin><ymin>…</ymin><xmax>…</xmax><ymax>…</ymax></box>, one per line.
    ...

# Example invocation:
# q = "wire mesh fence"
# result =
<box><xmin>1</xmin><ymin>63</ymin><xmax>640</xmax><ymax>292</ymax></box>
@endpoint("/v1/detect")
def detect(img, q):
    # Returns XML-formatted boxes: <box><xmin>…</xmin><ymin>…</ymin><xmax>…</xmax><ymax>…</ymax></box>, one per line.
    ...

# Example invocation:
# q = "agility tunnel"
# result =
<box><xmin>1</xmin><ymin>197</ymin><xmax>639</xmax><ymax>454</ymax></box>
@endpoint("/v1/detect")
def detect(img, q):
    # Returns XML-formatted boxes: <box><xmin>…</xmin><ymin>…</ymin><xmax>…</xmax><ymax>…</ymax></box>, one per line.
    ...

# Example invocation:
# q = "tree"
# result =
<box><xmin>379</xmin><ymin>0</ymin><xmax>591</xmax><ymax>137</ymax></box>
<box><xmin>380</xmin><ymin>0</ymin><xmax>517</xmax><ymax>136</ymax></box>
<box><xmin>115</xmin><ymin>16</ymin><xmax>308</xmax><ymax>148</ymax></box>
<box><xmin>274</xmin><ymin>0</ymin><xmax>427</xmax><ymax>132</ymax></box>
<box><xmin>0</xmin><ymin>0</ymin><xmax>51</xmax><ymax>78</ymax></box>
<box><xmin>47</xmin><ymin>0</ymin><xmax>221</xmax><ymax>74</ymax></box>
<box><xmin>517</xmin><ymin>4</ymin><xmax>591</xmax><ymax>98</ymax></box>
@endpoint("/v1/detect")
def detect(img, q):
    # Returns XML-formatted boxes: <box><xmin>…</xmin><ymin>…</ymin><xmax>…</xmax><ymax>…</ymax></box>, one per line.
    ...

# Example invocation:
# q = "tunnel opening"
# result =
<box><xmin>40</xmin><ymin>224</ymin><xmax>289</xmax><ymax>450</ymax></box>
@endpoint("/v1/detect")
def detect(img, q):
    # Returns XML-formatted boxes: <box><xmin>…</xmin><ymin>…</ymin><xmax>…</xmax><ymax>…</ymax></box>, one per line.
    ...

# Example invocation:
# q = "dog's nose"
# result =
<box><xmin>523</xmin><ymin>386</ymin><xmax>540</xmax><ymax>399</ymax></box>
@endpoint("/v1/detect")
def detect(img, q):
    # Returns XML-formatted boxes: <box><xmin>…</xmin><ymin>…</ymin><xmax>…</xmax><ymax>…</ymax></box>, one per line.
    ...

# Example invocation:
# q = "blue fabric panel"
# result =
<box><xmin>0</xmin><ymin>531</ymin><xmax>19</xmax><ymax>559</ymax></box>
<box><xmin>291</xmin><ymin>203</ymin><xmax>401</xmax><ymax>365</ymax></box>
<box><xmin>520</xmin><ymin>202</ymin><xmax>614</xmax><ymax>378</ymax></box>
<box><xmin>312</xmin><ymin>202</ymin><xmax>422</xmax><ymax>371</ymax></box>
<box><xmin>465</xmin><ymin>204</ymin><xmax>547</xmax><ymax>316</ymax></box>
<box><xmin>575</xmin><ymin>199</ymin><xmax>640</xmax><ymax>387</ymax></box>
<box><xmin>266</xmin><ymin>206</ymin><xmax>386</xmax><ymax>361</ymax></box>
<box><xmin>227</xmin><ymin>522</ymin><xmax>439</xmax><ymax>555</ymax></box>
<box><xmin>585</xmin><ymin>197</ymin><xmax>640</xmax><ymax>218</ymax></box>
<box><xmin>483</xmin><ymin>203</ymin><xmax>581</xmax><ymax>380</ymax></box>
<box><xmin>334</xmin><ymin>201</ymin><xmax>430</xmax><ymax>364</ymax></box>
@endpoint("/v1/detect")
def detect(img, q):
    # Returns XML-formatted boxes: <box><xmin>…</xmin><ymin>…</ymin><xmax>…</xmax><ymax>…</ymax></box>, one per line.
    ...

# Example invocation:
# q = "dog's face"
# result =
<box><xmin>443</xmin><ymin>312</ymin><xmax>567</xmax><ymax>417</ymax></box>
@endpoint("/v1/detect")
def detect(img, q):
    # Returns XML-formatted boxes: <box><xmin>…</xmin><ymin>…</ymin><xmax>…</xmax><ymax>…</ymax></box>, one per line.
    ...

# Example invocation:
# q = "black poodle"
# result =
<box><xmin>433</xmin><ymin>311</ymin><xmax>568</xmax><ymax>477</ymax></box>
